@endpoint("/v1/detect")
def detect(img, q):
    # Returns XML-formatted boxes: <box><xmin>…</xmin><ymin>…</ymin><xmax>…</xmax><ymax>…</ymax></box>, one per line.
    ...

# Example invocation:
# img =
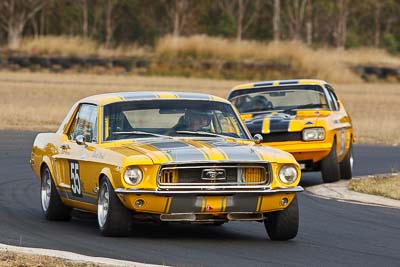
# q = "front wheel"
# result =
<box><xmin>264</xmin><ymin>196</ymin><xmax>299</xmax><ymax>241</ymax></box>
<box><xmin>97</xmin><ymin>177</ymin><xmax>131</xmax><ymax>236</ymax></box>
<box><xmin>41</xmin><ymin>166</ymin><xmax>71</xmax><ymax>221</ymax></box>
<box><xmin>340</xmin><ymin>142</ymin><xmax>353</xmax><ymax>180</ymax></box>
<box><xmin>320</xmin><ymin>140</ymin><xmax>341</xmax><ymax>183</ymax></box>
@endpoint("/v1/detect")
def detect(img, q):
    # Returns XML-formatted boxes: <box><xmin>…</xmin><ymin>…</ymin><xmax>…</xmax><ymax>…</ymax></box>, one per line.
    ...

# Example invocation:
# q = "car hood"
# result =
<box><xmin>243</xmin><ymin>110</ymin><xmax>331</xmax><ymax>134</ymax></box>
<box><xmin>108</xmin><ymin>137</ymin><xmax>293</xmax><ymax>164</ymax></box>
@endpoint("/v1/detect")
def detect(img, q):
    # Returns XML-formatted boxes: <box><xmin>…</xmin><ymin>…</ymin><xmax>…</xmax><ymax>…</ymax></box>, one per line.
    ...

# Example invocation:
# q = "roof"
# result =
<box><xmin>231</xmin><ymin>79</ymin><xmax>329</xmax><ymax>91</ymax></box>
<box><xmin>78</xmin><ymin>91</ymin><xmax>229</xmax><ymax>106</ymax></box>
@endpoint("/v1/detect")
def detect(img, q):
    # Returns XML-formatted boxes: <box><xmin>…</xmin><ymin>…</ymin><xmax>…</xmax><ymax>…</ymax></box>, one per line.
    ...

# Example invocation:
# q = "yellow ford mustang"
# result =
<box><xmin>228</xmin><ymin>79</ymin><xmax>354</xmax><ymax>183</ymax></box>
<box><xmin>31</xmin><ymin>91</ymin><xmax>303</xmax><ymax>240</ymax></box>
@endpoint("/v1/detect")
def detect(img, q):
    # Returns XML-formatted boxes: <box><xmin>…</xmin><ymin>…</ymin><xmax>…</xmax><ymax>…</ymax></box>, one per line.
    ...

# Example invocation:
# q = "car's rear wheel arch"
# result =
<box><xmin>40</xmin><ymin>162</ymin><xmax>48</xmax><ymax>177</ymax></box>
<box><xmin>40</xmin><ymin>162</ymin><xmax>56</xmax><ymax>186</ymax></box>
<box><xmin>40</xmin><ymin>160</ymin><xmax>55</xmax><ymax>181</ymax></box>
<box><xmin>40</xmin><ymin>164</ymin><xmax>71</xmax><ymax>220</ymax></box>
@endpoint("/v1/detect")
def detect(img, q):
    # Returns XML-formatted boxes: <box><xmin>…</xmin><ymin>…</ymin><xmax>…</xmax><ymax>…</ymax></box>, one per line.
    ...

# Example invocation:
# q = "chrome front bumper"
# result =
<box><xmin>114</xmin><ymin>186</ymin><xmax>303</xmax><ymax>195</ymax></box>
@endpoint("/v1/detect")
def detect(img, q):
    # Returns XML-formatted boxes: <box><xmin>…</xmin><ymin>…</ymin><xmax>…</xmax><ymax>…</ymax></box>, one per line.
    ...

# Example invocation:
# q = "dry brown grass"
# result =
<box><xmin>0</xmin><ymin>71</ymin><xmax>239</xmax><ymax>131</ymax></box>
<box><xmin>0</xmin><ymin>71</ymin><xmax>398</xmax><ymax>145</ymax></box>
<box><xmin>348</xmin><ymin>174</ymin><xmax>400</xmax><ymax>200</ymax></box>
<box><xmin>15</xmin><ymin>36</ymin><xmax>148</xmax><ymax>58</ymax></box>
<box><xmin>155</xmin><ymin>35</ymin><xmax>400</xmax><ymax>83</ymax></box>
<box><xmin>341</xmin><ymin>84</ymin><xmax>400</xmax><ymax>144</ymax></box>
<box><xmin>333</xmin><ymin>83</ymin><xmax>400</xmax><ymax>144</ymax></box>
<box><xmin>0</xmin><ymin>251</ymin><xmax>100</xmax><ymax>267</ymax></box>
<box><xmin>5</xmin><ymin>35</ymin><xmax>400</xmax><ymax>83</ymax></box>
<box><xmin>156</xmin><ymin>35</ymin><xmax>400</xmax><ymax>65</ymax></box>
<box><xmin>340</xmin><ymin>47</ymin><xmax>400</xmax><ymax>66</ymax></box>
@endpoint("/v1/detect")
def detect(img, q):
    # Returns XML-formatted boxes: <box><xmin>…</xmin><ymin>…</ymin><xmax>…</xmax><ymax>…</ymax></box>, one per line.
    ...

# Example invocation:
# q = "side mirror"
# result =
<box><xmin>76</xmin><ymin>135</ymin><xmax>86</xmax><ymax>146</ymax></box>
<box><xmin>253</xmin><ymin>134</ymin><xmax>263</xmax><ymax>144</ymax></box>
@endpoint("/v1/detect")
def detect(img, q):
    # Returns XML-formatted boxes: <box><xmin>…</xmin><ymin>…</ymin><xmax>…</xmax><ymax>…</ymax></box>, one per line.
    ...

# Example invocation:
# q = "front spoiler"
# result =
<box><xmin>114</xmin><ymin>186</ymin><xmax>303</xmax><ymax>196</ymax></box>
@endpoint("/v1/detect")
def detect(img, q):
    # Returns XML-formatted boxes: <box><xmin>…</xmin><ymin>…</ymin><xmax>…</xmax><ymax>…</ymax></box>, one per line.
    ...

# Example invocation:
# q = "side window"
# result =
<box><xmin>325</xmin><ymin>86</ymin><xmax>339</xmax><ymax>111</ymax></box>
<box><xmin>69</xmin><ymin>104</ymin><xmax>98</xmax><ymax>142</ymax></box>
<box><xmin>329</xmin><ymin>89</ymin><xmax>340</xmax><ymax>110</ymax></box>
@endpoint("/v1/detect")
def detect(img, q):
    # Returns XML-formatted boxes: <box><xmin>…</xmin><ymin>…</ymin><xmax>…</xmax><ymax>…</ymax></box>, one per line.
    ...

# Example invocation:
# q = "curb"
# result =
<box><xmin>0</xmin><ymin>243</ymin><xmax>163</xmax><ymax>267</ymax></box>
<box><xmin>305</xmin><ymin>174</ymin><xmax>400</xmax><ymax>209</ymax></box>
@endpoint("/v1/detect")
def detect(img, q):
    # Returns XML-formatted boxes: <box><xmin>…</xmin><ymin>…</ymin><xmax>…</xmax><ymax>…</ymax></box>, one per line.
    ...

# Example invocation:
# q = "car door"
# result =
<box><xmin>55</xmin><ymin>103</ymin><xmax>99</xmax><ymax>207</ymax></box>
<box><xmin>325</xmin><ymin>85</ymin><xmax>351</xmax><ymax>159</ymax></box>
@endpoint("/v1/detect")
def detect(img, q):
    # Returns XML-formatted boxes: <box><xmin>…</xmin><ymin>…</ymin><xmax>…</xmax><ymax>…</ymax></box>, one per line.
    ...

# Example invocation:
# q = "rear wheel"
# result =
<box><xmin>264</xmin><ymin>196</ymin><xmax>299</xmax><ymax>241</ymax></box>
<box><xmin>98</xmin><ymin>177</ymin><xmax>131</xmax><ymax>236</ymax></box>
<box><xmin>340</xmin><ymin>142</ymin><xmax>353</xmax><ymax>180</ymax></box>
<box><xmin>320</xmin><ymin>140</ymin><xmax>341</xmax><ymax>183</ymax></box>
<box><xmin>41</xmin><ymin>166</ymin><xmax>71</xmax><ymax>221</ymax></box>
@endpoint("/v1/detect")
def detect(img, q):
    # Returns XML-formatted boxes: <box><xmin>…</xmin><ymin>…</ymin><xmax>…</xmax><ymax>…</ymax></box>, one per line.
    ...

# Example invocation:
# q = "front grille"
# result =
<box><xmin>160</xmin><ymin>169</ymin><xmax>178</xmax><ymax>184</ymax></box>
<box><xmin>244</xmin><ymin>168</ymin><xmax>264</xmax><ymax>183</ymax></box>
<box><xmin>158</xmin><ymin>163</ymin><xmax>271</xmax><ymax>188</ymax></box>
<box><xmin>260</xmin><ymin>132</ymin><xmax>302</xmax><ymax>142</ymax></box>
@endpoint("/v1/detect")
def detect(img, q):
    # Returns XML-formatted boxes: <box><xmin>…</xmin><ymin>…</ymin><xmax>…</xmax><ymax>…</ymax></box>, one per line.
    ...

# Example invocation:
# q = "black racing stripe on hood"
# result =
<box><xmin>245</xmin><ymin>120</ymin><xmax>263</xmax><ymax>135</ymax></box>
<box><xmin>137</xmin><ymin>139</ymin><xmax>207</xmax><ymax>162</ymax></box>
<box><xmin>201</xmin><ymin>140</ymin><xmax>261</xmax><ymax>161</ymax></box>
<box><xmin>269</xmin><ymin>119</ymin><xmax>290</xmax><ymax>132</ymax></box>
<box><xmin>246</xmin><ymin>114</ymin><xmax>292</xmax><ymax>134</ymax></box>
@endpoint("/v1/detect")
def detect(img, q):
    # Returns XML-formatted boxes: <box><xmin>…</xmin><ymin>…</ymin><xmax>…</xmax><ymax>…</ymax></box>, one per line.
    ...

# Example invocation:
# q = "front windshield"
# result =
<box><xmin>103</xmin><ymin>100</ymin><xmax>249</xmax><ymax>141</ymax></box>
<box><xmin>231</xmin><ymin>86</ymin><xmax>329</xmax><ymax>114</ymax></box>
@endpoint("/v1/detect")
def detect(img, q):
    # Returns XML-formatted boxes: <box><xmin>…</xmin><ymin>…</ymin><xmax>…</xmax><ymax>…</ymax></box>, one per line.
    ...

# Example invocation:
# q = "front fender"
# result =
<box><xmin>99</xmin><ymin>167</ymin><xmax>116</xmax><ymax>188</ymax></box>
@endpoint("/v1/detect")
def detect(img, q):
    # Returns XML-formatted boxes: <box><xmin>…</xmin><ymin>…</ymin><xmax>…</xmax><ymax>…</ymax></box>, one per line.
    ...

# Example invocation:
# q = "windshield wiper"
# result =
<box><xmin>111</xmin><ymin>131</ymin><xmax>171</xmax><ymax>138</ymax></box>
<box><xmin>176</xmin><ymin>130</ymin><xmax>227</xmax><ymax>138</ymax></box>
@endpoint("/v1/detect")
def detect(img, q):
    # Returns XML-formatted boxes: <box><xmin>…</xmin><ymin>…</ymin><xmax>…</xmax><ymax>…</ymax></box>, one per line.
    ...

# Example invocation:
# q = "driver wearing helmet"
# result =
<box><xmin>251</xmin><ymin>95</ymin><xmax>273</xmax><ymax>112</ymax></box>
<box><xmin>175</xmin><ymin>109</ymin><xmax>212</xmax><ymax>131</ymax></box>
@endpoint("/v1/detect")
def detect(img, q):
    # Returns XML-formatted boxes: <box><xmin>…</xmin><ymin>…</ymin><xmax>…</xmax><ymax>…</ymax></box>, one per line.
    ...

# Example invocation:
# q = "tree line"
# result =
<box><xmin>1</xmin><ymin>0</ymin><xmax>400</xmax><ymax>53</ymax></box>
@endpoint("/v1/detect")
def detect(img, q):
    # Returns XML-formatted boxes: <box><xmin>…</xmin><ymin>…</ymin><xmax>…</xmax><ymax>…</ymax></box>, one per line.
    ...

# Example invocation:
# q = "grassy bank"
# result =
<box><xmin>10</xmin><ymin>36</ymin><xmax>149</xmax><ymax>58</ymax></box>
<box><xmin>3</xmin><ymin>35</ymin><xmax>400</xmax><ymax>83</ymax></box>
<box><xmin>0</xmin><ymin>71</ymin><xmax>398</xmax><ymax>145</ymax></box>
<box><xmin>156</xmin><ymin>35</ymin><xmax>400</xmax><ymax>83</ymax></box>
<box><xmin>348</xmin><ymin>174</ymin><xmax>400</xmax><ymax>200</ymax></box>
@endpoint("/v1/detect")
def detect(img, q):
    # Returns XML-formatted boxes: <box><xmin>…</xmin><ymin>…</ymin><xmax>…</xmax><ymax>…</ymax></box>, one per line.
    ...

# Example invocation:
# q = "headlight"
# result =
<box><xmin>302</xmin><ymin>127</ymin><xmax>325</xmax><ymax>141</ymax></box>
<box><xmin>279</xmin><ymin>165</ymin><xmax>298</xmax><ymax>184</ymax></box>
<box><xmin>123</xmin><ymin>167</ymin><xmax>143</xmax><ymax>185</ymax></box>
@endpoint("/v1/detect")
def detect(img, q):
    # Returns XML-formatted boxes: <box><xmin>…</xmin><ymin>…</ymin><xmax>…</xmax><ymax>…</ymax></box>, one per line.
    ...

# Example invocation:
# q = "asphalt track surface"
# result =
<box><xmin>0</xmin><ymin>131</ymin><xmax>399</xmax><ymax>267</ymax></box>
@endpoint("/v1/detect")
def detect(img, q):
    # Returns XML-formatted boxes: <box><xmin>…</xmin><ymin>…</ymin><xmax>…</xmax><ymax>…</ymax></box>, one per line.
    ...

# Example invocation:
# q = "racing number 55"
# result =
<box><xmin>70</xmin><ymin>160</ymin><xmax>82</xmax><ymax>197</ymax></box>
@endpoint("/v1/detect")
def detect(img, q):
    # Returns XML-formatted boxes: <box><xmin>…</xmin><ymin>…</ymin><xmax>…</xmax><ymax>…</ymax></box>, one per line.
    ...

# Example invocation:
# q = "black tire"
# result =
<box><xmin>264</xmin><ymin>196</ymin><xmax>299</xmax><ymax>241</ymax></box>
<box><xmin>340</xmin><ymin>142</ymin><xmax>353</xmax><ymax>180</ymax></box>
<box><xmin>97</xmin><ymin>177</ymin><xmax>131</xmax><ymax>237</ymax></box>
<box><xmin>320</xmin><ymin>140</ymin><xmax>341</xmax><ymax>183</ymax></box>
<box><xmin>40</xmin><ymin>166</ymin><xmax>71</xmax><ymax>221</ymax></box>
